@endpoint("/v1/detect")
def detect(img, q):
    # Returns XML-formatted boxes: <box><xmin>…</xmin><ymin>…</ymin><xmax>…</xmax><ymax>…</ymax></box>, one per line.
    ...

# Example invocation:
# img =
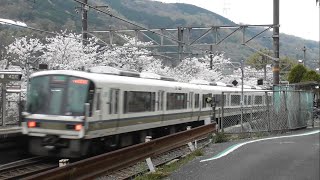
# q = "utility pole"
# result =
<box><xmin>302</xmin><ymin>46</ymin><xmax>307</xmax><ymax>66</ymax></box>
<box><xmin>273</xmin><ymin>0</ymin><xmax>280</xmax><ymax>85</ymax></box>
<box><xmin>240</xmin><ymin>60</ymin><xmax>244</xmax><ymax>133</ymax></box>
<box><xmin>210</xmin><ymin>45</ymin><xmax>213</xmax><ymax>70</ymax></box>
<box><xmin>82</xmin><ymin>0</ymin><xmax>88</xmax><ymax>45</ymax></box>
<box><xmin>178</xmin><ymin>27</ymin><xmax>184</xmax><ymax>61</ymax></box>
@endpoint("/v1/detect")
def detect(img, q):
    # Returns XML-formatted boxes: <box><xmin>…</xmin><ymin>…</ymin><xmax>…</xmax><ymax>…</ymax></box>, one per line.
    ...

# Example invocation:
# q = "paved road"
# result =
<box><xmin>170</xmin><ymin>129</ymin><xmax>320</xmax><ymax>180</ymax></box>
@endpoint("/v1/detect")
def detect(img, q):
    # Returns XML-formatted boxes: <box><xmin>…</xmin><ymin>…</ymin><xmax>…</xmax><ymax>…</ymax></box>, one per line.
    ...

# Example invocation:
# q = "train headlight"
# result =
<box><xmin>27</xmin><ymin>121</ymin><xmax>38</xmax><ymax>128</ymax></box>
<box><xmin>66</xmin><ymin>124</ymin><xmax>83</xmax><ymax>131</ymax></box>
<box><xmin>75</xmin><ymin>124</ymin><xmax>83</xmax><ymax>131</ymax></box>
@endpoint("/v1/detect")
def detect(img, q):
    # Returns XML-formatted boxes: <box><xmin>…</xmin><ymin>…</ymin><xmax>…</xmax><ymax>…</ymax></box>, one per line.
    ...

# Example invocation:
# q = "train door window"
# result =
<box><xmin>158</xmin><ymin>91</ymin><xmax>164</xmax><ymax>111</ymax></box>
<box><xmin>248</xmin><ymin>96</ymin><xmax>252</xmax><ymax>105</ymax></box>
<box><xmin>49</xmin><ymin>88</ymin><xmax>64</xmax><ymax>114</ymax></box>
<box><xmin>225</xmin><ymin>94</ymin><xmax>229</xmax><ymax>106</ymax></box>
<box><xmin>244</xmin><ymin>95</ymin><xmax>248</xmax><ymax>105</ymax></box>
<box><xmin>267</xmin><ymin>95</ymin><xmax>272</xmax><ymax>105</ymax></box>
<box><xmin>202</xmin><ymin>93</ymin><xmax>212</xmax><ymax>108</ymax></box>
<box><xmin>95</xmin><ymin>89</ymin><xmax>101</xmax><ymax>111</ymax></box>
<box><xmin>195</xmin><ymin>94</ymin><xmax>200</xmax><ymax>108</ymax></box>
<box><xmin>231</xmin><ymin>95</ymin><xmax>241</xmax><ymax>106</ymax></box>
<box><xmin>124</xmin><ymin>91</ymin><xmax>156</xmax><ymax>113</ymax></box>
<box><xmin>109</xmin><ymin>89</ymin><xmax>119</xmax><ymax>114</ymax></box>
<box><xmin>189</xmin><ymin>92</ymin><xmax>194</xmax><ymax>109</ymax></box>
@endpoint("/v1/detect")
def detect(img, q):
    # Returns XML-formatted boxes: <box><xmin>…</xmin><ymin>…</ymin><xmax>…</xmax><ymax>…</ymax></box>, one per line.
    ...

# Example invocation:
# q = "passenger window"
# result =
<box><xmin>202</xmin><ymin>93</ymin><xmax>212</xmax><ymax>108</ymax></box>
<box><xmin>167</xmin><ymin>93</ymin><xmax>187</xmax><ymax>110</ymax></box>
<box><xmin>231</xmin><ymin>95</ymin><xmax>241</xmax><ymax>106</ymax></box>
<box><xmin>124</xmin><ymin>91</ymin><xmax>156</xmax><ymax>113</ymax></box>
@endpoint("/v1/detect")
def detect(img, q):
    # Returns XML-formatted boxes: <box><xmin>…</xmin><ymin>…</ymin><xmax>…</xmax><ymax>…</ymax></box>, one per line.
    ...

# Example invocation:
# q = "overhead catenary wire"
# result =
<box><xmin>0</xmin><ymin>19</ymin><xmax>109</xmax><ymax>47</ymax></box>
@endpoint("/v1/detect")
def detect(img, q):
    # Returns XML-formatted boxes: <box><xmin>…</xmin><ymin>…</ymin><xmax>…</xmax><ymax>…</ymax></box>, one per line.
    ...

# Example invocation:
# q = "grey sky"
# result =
<box><xmin>154</xmin><ymin>0</ymin><xmax>320</xmax><ymax>42</ymax></box>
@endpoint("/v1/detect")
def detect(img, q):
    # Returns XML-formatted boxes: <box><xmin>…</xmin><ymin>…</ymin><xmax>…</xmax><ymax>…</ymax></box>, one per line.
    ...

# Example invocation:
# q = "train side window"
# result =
<box><xmin>255</xmin><ymin>96</ymin><xmax>263</xmax><ymax>105</ymax></box>
<box><xmin>109</xmin><ymin>89</ymin><xmax>119</xmax><ymax>114</ymax></box>
<box><xmin>124</xmin><ymin>91</ymin><xmax>156</xmax><ymax>113</ymax></box>
<box><xmin>202</xmin><ymin>93</ymin><xmax>212</xmax><ymax>108</ymax></box>
<box><xmin>231</xmin><ymin>95</ymin><xmax>240</xmax><ymax>106</ymax></box>
<box><xmin>195</xmin><ymin>94</ymin><xmax>200</xmax><ymax>108</ymax></box>
<box><xmin>167</xmin><ymin>93</ymin><xmax>187</xmax><ymax>110</ymax></box>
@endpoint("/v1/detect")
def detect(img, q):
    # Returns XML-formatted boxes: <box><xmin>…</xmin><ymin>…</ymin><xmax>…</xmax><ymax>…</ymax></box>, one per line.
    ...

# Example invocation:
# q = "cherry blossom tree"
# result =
<box><xmin>42</xmin><ymin>32</ymin><xmax>101</xmax><ymax>70</ymax></box>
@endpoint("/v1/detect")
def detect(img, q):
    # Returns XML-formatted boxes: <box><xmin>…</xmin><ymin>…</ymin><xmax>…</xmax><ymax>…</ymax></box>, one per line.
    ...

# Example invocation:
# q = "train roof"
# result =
<box><xmin>30</xmin><ymin>70</ymin><xmax>266</xmax><ymax>93</ymax></box>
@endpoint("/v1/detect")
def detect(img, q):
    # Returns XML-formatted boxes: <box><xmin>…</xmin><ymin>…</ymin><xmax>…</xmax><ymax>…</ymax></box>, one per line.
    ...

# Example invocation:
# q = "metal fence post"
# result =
<box><xmin>298</xmin><ymin>91</ymin><xmax>301</xmax><ymax>127</ymax></box>
<box><xmin>145</xmin><ymin>136</ymin><xmax>156</xmax><ymax>172</ymax></box>
<box><xmin>1</xmin><ymin>82</ymin><xmax>6</xmax><ymax>126</ymax></box>
<box><xmin>187</xmin><ymin>126</ymin><xmax>195</xmax><ymax>151</ymax></box>
<box><xmin>218</xmin><ymin>108</ymin><xmax>221</xmax><ymax>132</ymax></box>
<box><xmin>265</xmin><ymin>92</ymin><xmax>271</xmax><ymax>132</ymax></box>
<box><xmin>221</xmin><ymin>92</ymin><xmax>224</xmax><ymax>133</ymax></box>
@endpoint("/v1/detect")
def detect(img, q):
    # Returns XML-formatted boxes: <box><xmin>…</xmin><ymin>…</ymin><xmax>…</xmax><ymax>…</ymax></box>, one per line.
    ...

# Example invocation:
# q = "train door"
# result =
<box><xmin>93</xmin><ymin>88</ymin><xmax>102</xmax><ymax>120</ymax></box>
<box><xmin>158</xmin><ymin>90</ymin><xmax>165</xmax><ymax>122</ymax></box>
<box><xmin>189</xmin><ymin>92</ymin><xmax>194</xmax><ymax>118</ymax></box>
<box><xmin>109</xmin><ymin>88</ymin><xmax>120</xmax><ymax>130</ymax></box>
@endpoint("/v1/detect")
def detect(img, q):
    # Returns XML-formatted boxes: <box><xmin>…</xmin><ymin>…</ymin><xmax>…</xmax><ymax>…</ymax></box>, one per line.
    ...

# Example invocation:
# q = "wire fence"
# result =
<box><xmin>217</xmin><ymin>90</ymin><xmax>314</xmax><ymax>134</ymax></box>
<box><xmin>0</xmin><ymin>95</ymin><xmax>23</xmax><ymax>127</ymax></box>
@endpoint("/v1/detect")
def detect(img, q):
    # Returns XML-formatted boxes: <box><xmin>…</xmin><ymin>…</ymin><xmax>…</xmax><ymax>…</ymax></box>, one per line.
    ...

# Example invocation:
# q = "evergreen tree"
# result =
<box><xmin>287</xmin><ymin>64</ymin><xmax>307</xmax><ymax>83</ymax></box>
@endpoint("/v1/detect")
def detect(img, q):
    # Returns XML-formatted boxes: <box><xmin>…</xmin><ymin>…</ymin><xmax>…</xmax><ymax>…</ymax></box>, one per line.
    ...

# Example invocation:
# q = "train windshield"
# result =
<box><xmin>26</xmin><ymin>75</ymin><xmax>94</xmax><ymax>116</ymax></box>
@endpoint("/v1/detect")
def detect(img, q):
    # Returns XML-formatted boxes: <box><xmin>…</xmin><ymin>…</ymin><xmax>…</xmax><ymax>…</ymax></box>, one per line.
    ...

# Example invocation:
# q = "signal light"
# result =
<box><xmin>75</xmin><ymin>124</ymin><xmax>83</xmax><ymax>131</ymax></box>
<box><xmin>28</xmin><ymin>121</ymin><xmax>37</xmax><ymax>128</ymax></box>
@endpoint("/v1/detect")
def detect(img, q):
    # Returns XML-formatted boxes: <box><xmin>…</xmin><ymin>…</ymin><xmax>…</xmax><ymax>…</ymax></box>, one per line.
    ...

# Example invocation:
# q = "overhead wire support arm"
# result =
<box><xmin>245</xmin><ymin>26</ymin><xmax>273</xmax><ymax>44</ymax></box>
<box><xmin>189</xmin><ymin>27</ymin><xmax>214</xmax><ymax>46</ymax></box>
<box><xmin>72</xmin><ymin>0</ymin><xmax>184</xmax><ymax>45</ymax></box>
<box><xmin>216</xmin><ymin>26</ymin><xmax>242</xmax><ymax>45</ymax></box>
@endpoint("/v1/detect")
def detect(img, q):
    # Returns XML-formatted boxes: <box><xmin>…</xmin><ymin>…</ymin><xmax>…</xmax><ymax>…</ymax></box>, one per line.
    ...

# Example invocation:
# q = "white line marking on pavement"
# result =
<box><xmin>200</xmin><ymin>130</ymin><xmax>320</xmax><ymax>162</ymax></box>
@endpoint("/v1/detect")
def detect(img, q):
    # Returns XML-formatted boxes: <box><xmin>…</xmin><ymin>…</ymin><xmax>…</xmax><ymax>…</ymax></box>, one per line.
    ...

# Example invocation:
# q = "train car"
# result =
<box><xmin>21</xmin><ymin>66</ymin><xmax>266</xmax><ymax>157</ymax></box>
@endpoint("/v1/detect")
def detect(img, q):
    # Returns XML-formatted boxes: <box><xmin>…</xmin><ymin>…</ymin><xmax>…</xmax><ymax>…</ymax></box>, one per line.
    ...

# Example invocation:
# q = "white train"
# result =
<box><xmin>22</xmin><ymin>66</ymin><xmax>268</xmax><ymax>157</ymax></box>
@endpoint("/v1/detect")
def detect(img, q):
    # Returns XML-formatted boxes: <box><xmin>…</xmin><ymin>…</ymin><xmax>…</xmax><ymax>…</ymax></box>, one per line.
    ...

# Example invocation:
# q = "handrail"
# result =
<box><xmin>24</xmin><ymin>124</ymin><xmax>216</xmax><ymax>180</ymax></box>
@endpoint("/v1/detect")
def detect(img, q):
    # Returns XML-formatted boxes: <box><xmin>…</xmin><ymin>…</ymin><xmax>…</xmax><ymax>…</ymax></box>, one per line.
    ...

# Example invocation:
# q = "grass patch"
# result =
<box><xmin>135</xmin><ymin>149</ymin><xmax>203</xmax><ymax>180</ymax></box>
<box><xmin>213</xmin><ymin>132</ymin><xmax>230</xmax><ymax>143</ymax></box>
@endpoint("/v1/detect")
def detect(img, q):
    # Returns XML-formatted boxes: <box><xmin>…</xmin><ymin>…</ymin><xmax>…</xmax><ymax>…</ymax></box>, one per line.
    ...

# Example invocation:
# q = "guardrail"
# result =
<box><xmin>24</xmin><ymin>124</ymin><xmax>215</xmax><ymax>180</ymax></box>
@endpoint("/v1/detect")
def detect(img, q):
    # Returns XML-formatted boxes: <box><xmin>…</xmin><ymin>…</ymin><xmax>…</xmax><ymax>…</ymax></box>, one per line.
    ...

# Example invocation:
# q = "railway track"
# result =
<box><xmin>104</xmin><ymin>137</ymin><xmax>210</xmax><ymax>179</ymax></box>
<box><xmin>0</xmin><ymin>157</ymin><xmax>57</xmax><ymax>180</ymax></box>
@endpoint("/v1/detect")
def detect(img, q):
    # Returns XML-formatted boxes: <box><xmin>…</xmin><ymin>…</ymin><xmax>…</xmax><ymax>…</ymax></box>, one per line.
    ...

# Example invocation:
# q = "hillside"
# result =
<box><xmin>0</xmin><ymin>0</ymin><xmax>318</xmax><ymax>67</ymax></box>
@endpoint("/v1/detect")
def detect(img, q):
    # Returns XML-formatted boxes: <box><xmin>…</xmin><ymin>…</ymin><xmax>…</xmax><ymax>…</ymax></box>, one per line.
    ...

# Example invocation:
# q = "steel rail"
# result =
<box><xmin>24</xmin><ymin>124</ymin><xmax>215</xmax><ymax>180</ymax></box>
<box><xmin>0</xmin><ymin>157</ymin><xmax>57</xmax><ymax>180</ymax></box>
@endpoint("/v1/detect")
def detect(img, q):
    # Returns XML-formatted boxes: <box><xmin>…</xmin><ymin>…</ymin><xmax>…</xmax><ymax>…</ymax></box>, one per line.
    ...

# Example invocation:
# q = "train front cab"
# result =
<box><xmin>22</xmin><ymin>74</ymin><xmax>95</xmax><ymax>158</ymax></box>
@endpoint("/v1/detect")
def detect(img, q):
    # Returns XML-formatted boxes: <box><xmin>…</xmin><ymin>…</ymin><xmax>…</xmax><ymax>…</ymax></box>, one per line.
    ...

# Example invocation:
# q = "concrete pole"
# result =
<box><xmin>82</xmin><ymin>0</ymin><xmax>88</xmax><ymax>45</ymax></box>
<box><xmin>241</xmin><ymin>60</ymin><xmax>244</xmax><ymax>133</ymax></box>
<box><xmin>302</xmin><ymin>46</ymin><xmax>306</xmax><ymax>66</ymax></box>
<box><xmin>178</xmin><ymin>27</ymin><xmax>184</xmax><ymax>61</ymax></box>
<box><xmin>210</xmin><ymin>45</ymin><xmax>213</xmax><ymax>70</ymax></box>
<box><xmin>273</xmin><ymin>0</ymin><xmax>280</xmax><ymax>85</ymax></box>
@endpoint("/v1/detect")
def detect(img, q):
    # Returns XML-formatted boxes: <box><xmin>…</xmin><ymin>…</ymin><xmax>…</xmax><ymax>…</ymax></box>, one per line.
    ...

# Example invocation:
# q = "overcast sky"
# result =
<box><xmin>154</xmin><ymin>0</ymin><xmax>320</xmax><ymax>42</ymax></box>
